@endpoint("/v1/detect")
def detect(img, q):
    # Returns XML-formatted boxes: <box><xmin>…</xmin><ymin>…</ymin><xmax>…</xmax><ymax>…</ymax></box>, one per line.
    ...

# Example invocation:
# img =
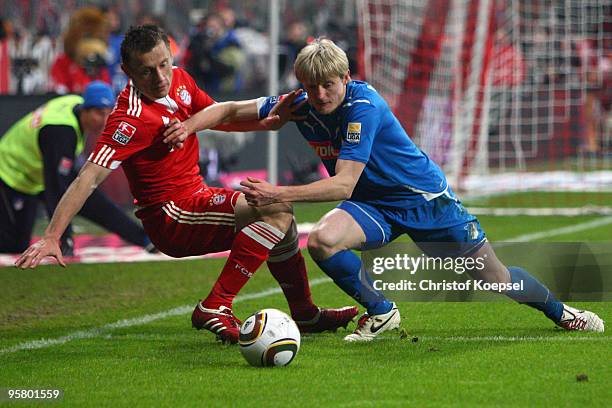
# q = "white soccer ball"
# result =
<box><xmin>239</xmin><ymin>308</ymin><xmax>301</xmax><ymax>367</ymax></box>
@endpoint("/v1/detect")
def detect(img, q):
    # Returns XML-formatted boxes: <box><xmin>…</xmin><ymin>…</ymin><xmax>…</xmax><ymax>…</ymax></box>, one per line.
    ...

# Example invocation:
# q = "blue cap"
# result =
<box><xmin>82</xmin><ymin>81</ymin><xmax>115</xmax><ymax>109</ymax></box>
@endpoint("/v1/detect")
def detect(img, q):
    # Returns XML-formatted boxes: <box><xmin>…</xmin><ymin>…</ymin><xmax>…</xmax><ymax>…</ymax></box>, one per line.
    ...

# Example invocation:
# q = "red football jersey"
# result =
<box><xmin>89</xmin><ymin>67</ymin><xmax>215</xmax><ymax>207</ymax></box>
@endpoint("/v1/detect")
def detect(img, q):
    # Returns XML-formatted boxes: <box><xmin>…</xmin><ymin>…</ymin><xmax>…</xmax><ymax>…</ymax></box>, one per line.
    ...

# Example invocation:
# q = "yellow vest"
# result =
<box><xmin>0</xmin><ymin>95</ymin><xmax>85</xmax><ymax>194</ymax></box>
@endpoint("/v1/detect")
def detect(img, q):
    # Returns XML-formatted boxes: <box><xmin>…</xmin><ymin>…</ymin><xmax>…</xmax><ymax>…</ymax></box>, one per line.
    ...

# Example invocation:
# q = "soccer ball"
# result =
<box><xmin>238</xmin><ymin>308</ymin><xmax>301</xmax><ymax>367</ymax></box>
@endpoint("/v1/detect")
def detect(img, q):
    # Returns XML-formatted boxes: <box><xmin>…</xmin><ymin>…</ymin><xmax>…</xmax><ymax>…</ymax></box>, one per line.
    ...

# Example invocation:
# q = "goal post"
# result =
<box><xmin>357</xmin><ymin>0</ymin><xmax>612</xmax><ymax>212</ymax></box>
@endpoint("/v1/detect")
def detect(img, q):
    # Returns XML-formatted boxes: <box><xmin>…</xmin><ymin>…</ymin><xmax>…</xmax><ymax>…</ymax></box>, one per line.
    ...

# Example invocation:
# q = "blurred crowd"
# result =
<box><xmin>0</xmin><ymin>0</ymin><xmax>360</xmax><ymax>96</ymax></box>
<box><xmin>495</xmin><ymin>0</ymin><xmax>612</xmax><ymax>155</ymax></box>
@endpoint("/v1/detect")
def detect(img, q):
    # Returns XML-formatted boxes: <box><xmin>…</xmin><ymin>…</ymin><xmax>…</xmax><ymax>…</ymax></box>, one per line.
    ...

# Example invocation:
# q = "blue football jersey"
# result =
<box><xmin>257</xmin><ymin>81</ymin><xmax>448</xmax><ymax>208</ymax></box>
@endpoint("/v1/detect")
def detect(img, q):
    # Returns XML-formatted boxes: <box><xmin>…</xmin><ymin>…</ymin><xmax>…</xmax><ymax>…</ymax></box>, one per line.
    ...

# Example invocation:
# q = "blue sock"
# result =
<box><xmin>506</xmin><ymin>266</ymin><xmax>563</xmax><ymax>322</ymax></box>
<box><xmin>315</xmin><ymin>250</ymin><xmax>393</xmax><ymax>315</ymax></box>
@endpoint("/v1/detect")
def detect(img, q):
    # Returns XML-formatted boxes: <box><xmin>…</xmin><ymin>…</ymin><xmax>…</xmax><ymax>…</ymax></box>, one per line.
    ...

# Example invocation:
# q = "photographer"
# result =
<box><xmin>186</xmin><ymin>12</ymin><xmax>244</xmax><ymax>93</ymax></box>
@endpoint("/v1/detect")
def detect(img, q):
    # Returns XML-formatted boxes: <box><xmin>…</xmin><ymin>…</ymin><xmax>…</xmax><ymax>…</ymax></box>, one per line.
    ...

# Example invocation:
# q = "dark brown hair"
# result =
<box><xmin>120</xmin><ymin>24</ymin><xmax>170</xmax><ymax>67</ymax></box>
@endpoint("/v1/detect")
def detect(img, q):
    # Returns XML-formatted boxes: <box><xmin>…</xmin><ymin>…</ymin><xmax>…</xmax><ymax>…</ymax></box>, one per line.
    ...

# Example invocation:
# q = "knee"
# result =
<box><xmin>260</xmin><ymin>203</ymin><xmax>294</xmax><ymax>233</ymax></box>
<box><xmin>466</xmin><ymin>243</ymin><xmax>510</xmax><ymax>284</ymax></box>
<box><xmin>307</xmin><ymin>226</ymin><xmax>338</xmax><ymax>260</ymax></box>
<box><xmin>282</xmin><ymin>217</ymin><xmax>298</xmax><ymax>242</ymax></box>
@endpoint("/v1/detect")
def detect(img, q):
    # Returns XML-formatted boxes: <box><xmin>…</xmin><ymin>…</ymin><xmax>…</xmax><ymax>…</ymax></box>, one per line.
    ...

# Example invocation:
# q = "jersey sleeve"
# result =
<box><xmin>256</xmin><ymin>93</ymin><xmax>309</xmax><ymax>119</ymax></box>
<box><xmin>337</xmin><ymin>100</ymin><xmax>380</xmax><ymax>164</ymax></box>
<box><xmin>88</xmin><ymin>114</ymin><xmax>151</xmax><ymax>170</ymax></box>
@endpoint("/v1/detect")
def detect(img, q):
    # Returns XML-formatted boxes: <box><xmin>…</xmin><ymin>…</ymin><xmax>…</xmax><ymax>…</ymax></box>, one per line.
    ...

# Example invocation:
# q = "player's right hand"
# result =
<box><xmin>14</xmin><ymin>236</ymin><xmax>66</xmax><ymax>269</ymax></box>
<box><xmin>240</xmin><ymin>176</ymin><xmax>280</xmax><ymax>206</ymax></box>
<box><xmin>162</xmin><ymin>118</ymin><xmax>190</xmax><ymax>149</ymax></box>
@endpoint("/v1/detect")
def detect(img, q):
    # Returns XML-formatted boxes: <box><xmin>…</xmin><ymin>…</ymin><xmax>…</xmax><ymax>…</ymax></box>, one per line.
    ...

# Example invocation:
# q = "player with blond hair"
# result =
<box><xmin>168</xmin><ymin>38</ymin><xmax>604</xmax><ymax>341</ymax></box>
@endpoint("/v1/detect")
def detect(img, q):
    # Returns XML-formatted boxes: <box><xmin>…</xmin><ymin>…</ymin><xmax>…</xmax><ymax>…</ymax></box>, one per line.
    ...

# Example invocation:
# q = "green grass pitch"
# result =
<box><xmin>1</xmin><ymin>197</ymin><xmax>611</xmax><ymax>407</ymax></box>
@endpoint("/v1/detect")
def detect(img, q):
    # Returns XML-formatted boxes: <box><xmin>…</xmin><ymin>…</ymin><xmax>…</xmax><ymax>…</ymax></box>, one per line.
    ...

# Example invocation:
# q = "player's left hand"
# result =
<box><xmin>14</xmin><ymin>236</ymin><xmax>66</xmax><ymax>269</ymax></box>
<box><xmin>162</xmin><ymin>118</ymin><xmax>192</xmax><ymax>149</ymax></box>
<box><xmin>240</xmin><ymin>177</ymin><xmax>280</xmax><ymax>206</ymax></box>
<box><xmin>266</xmin><ymin>89</ymin><xmax>307</xmax><ymax>130</ymax></box>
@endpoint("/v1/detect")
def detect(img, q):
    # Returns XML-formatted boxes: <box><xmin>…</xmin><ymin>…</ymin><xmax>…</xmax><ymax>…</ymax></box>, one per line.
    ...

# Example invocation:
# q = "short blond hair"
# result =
<box><xmin>294</xmin><ymin>38</ymin><xmax>349</xmax><ymax>84</ymax></box>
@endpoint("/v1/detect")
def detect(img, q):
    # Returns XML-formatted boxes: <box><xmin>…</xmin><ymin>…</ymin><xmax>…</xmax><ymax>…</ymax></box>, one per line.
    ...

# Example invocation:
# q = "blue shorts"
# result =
<box><xmin>337</xmin><ymin>189</ymin><xmax>486</xmax><ymax>257</ymax></box>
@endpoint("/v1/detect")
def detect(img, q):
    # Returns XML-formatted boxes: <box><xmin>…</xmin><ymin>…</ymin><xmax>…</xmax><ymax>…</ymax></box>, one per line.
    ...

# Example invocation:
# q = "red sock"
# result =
<box><xmin>203</xmin><ymin>221</ymin><xmax>285</xmax><ymax>309</ymax></box>
<box><xmin>268</xmin><ymin>248</ymin><xmax>318</xmax><ymax>321</ymax></box>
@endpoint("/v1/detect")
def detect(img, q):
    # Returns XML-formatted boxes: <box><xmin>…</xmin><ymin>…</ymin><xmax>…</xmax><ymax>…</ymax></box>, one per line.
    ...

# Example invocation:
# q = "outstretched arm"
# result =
<box><xmin>162</xmin><ymin>90</ymin><xmax>305</xmax><ymax>148</ymax></box>
<box><xmin>15</xmin><ymin>162</ymin><xmax>111</xmax><ymax>268</ymax></box>
<box><xmin>240</xmin><ymin>159</ymin><xmax>366</xmax><ymax>206</ymax></box>
<box><xmin>38</xmin><ymin>125</ymin><xmax>79</xmax><ymax>248</ymax></box>
<box><xmin>215</xmin><ymin>89</ymin><xmax>307</xmax><ymax>132</ymax></box>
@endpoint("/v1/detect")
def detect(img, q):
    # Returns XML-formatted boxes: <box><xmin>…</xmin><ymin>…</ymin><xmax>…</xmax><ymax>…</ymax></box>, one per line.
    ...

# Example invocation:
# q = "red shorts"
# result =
<box><xmin>136</xmin><ymin>187</ymin><xmax>241</xmax><ymax>257</ymax></box>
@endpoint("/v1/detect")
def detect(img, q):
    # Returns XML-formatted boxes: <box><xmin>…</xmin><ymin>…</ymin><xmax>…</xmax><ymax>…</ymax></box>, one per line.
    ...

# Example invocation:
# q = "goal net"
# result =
<box><xmin>357</xmin><ymin>0</ymin><xmax>612</xmax><ymax>214</ymax></box>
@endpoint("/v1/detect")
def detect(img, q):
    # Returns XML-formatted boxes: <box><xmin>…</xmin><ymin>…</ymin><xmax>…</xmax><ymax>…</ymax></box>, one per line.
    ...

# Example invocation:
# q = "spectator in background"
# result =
<box><xmin>28</xmin><ymin>25</ymin><xmax>56</xmax><ymax>94</ymax></box>
<box><xmin>0</xmin><ymin>81</ymin><xmax>155</xmax><ymax>254</ymax></box>
<box><xmin>279</xmin><ymin>21</ymin><xmax>309</xmax><ymax>91</ymax></box>
<box><xmin>186</xmin><ymin>12</ymin><xmax>244</xmax><ymax>93</ymax></box>
<box><xmin>227</xmin><ymin>10</ymin><xmax>269</xmax><ymax>92</ymax></box>
<box><xmin>218</xmin><ymin>8</ymin><xmax>237</xmax><ymax>35</ymax></box>
<box><xmin>104</xmin><ymin>7</ymin><xmax>128</xmax><ymax>94</ymax></box>
<box><xmin>7</xmin><ymin>23</ymin><xmax>41</xmax><ymax>95</ymax></box>
<box><xmin>7</xmin><ymin>21</ymin><xmax>57</xmax><ymax>95</ymax></box>
<box><xmin>49</xmin><ymin>7</ymin><xmax>111</xmax><ymax>94</ymax></box>
<box><xmin>325</xmin><ymin>21</ymin><xmax>360</xmax><ymax>79</ymax></box>
<box><xmin>2</xmin><ymin>17</ymin><xmax>57</xmax><ymax>95</ymax></box>
<box><xmin>578</xmin><ymin>36</ymin><xmax>611</xmax><ymax>155</ymax></box>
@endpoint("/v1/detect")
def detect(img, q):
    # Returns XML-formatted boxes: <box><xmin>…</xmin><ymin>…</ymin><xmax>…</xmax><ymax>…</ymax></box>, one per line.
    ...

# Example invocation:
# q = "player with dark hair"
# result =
<box><xmin>165</xmin><ymin>38</ymin><xmax>604</xmax><ymax>341</ymax></box>
<box><xmin>15</xmin><ymin>26</ymin><xmax>358</xmax><ymax>344</ymax></box>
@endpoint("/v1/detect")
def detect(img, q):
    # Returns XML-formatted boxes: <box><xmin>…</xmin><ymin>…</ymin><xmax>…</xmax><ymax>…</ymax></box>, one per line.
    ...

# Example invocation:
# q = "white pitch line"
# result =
<box><xmin>2</xmin><ymin>215</ymin><xmax>610</xmax><ymax>355</ymax></box>
<box><xmin>508</xmin><ymin>216</ymin><xmax>612</xmax><ymax>242</ymax></box>
<box><xmin>421</xmin><ymin>336</ymin><xmax>610</xmax><ymax>342</ymax></box>
<box><xmin>0</xmin><ymin>277</ymin><xmax>332</xmax><ymax>354</ymax></box>
<box><xmin>468</xmin><ymin>207</ymin><xmax>612</xmax><ymax>216</ymax></box>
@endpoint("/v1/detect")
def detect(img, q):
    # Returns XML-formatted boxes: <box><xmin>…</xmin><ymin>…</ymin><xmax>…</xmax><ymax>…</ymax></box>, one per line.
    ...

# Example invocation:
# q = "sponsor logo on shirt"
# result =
<box><xmin>112</xmin><ymin>121</ymin><xmax>136</xmax><ymax>145</ymax></box>
<box><xmin>176</xmin><ymin>85</ymin><xmax>192</xmax><ymax>106</ymax></box>
<box><xmin>309</xmin><ymin>141</ymin><xmax>339</xmax><ymax>160</ymax></box>
<box><xmin>346</xmin><ymin>122</ymin><xmax>361</xmax><ymax>144</ymax></box>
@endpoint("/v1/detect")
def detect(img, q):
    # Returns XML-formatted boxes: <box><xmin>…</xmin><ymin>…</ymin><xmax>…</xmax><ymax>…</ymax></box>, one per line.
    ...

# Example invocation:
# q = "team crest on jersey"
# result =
<box><xmin>211</xmin><ymin>194</ymin><xmax>226</xmax><ymax>206</ymax></box>
<box><xmin>176</xmin><ymin>85</ymin><xmax>192</xmax><ymax>106</ymax></box>
<box><xmin>346</xmin><ymin>122</ymin><xmax>361</xmax><ymax>144</ymax></box>
<box><xmin>112</xmin><ymin>121</ymin><xmax>137</xmax><ymax>145</ymax></box>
